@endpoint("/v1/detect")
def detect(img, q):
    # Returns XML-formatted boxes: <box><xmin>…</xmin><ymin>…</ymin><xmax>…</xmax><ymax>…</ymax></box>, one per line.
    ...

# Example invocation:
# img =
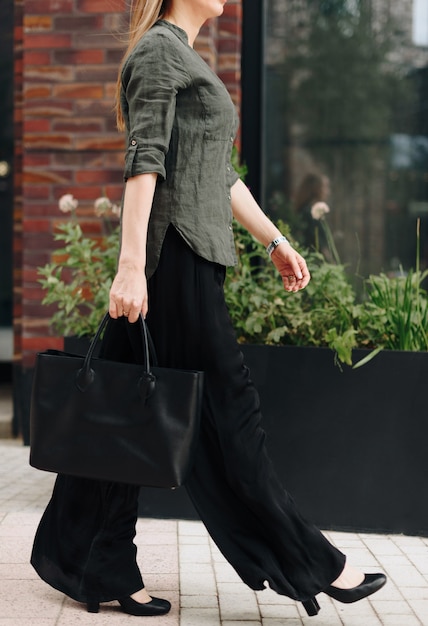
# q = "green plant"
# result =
<box><xmin>312</xmin><ymin>203</ymin><xmax>341</xmax><ymax>265</ymax></box>
<box><xmin>357</xmin><ymin>269</ymin><xmax>428</xmax><ymax>353</ymax></box>
<box><xmin>225</xmin><ymin>221</ymin><xmax>358</xmax><ymax>365</ymax></box>
<box><xmin>225</xmin><ymin>218</ymin><xmax>428</xmax><ymax>366</ymax></box>
<box><xmin>354</xmin><ymin>218</ymin><xmax>428</xmax><ymax>361</ymax></box>
<box><xmin>38</xmin><ymin>195</ymin><xmax>120</xmax><ymax>337</ymax></box>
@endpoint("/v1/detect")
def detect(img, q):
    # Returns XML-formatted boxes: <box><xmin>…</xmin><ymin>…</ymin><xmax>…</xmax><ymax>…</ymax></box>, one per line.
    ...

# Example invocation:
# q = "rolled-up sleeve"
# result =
<box><xmin>122</xmin><ymin>35</ymin><xmax>190</xmax><ymax>181</ymax></box>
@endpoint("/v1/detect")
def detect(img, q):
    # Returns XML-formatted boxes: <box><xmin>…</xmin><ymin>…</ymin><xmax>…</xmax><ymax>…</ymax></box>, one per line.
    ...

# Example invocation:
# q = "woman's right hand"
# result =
<box><xmin>109</xmin><ymin>264</ymin><xmax>148</xmax><ymax>323</ymax></box>
<box><xmin>108</xmin><ymin>173</ymin><xmax>157</xmax><ymax>323</ymax></box>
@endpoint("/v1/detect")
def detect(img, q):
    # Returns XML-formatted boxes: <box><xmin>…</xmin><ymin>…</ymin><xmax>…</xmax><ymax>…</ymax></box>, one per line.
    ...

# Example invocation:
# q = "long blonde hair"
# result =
<box><xmin>115</xmin><ymin>0</ymin><xmax>168</xmax><ymax>131</ymax></box>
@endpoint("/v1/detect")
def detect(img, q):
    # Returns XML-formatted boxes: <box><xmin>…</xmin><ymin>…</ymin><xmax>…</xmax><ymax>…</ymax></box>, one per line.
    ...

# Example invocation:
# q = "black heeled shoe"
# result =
<box><xmin>324</xmin><ymin>573</ymin><xmax>387</xmax><ymax>603</ymax></box>
<box><xmin>87</xmin><ymin>600</ymin><xmax>100</xmax><ymax>613</ymax></box>
<box><xmin>118</xmin><ymin>595</ymin><xmax>171</xmax><ymax>616</ymax></box>
<box><xmin>301</xmin><ymin>573</ymin><xmax>387</xmax><ymax>617</ymax></box>
<box><xmin>86</xmin><ymin>595</ymin><xmax>171</xmax><ymax>616</ymax></box>
<box><xmin>302</xmin><ymin>596</ymin><xmax>320</xmax><ymax>616</ymax></box>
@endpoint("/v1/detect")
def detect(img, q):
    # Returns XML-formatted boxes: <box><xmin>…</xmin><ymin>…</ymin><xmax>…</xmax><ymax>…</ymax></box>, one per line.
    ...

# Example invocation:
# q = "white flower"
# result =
<box><xmin>111</xmin><ymin>203</ymin><xmax>121</xmax><ymax>218</ymax></box>
<box><xmin>311</xmin><ymin>201</ymin><xmax>330</xmax><ymax>221</ymax></box>
<box><xmin>58</xmin><ymin>194</ymin><xmax>78</xmax><ymax>213</ymax></box>
<box><xmin>94</xmin><ymin>197</ymin><xmax>113</xmax><ymax>217</ymax></box>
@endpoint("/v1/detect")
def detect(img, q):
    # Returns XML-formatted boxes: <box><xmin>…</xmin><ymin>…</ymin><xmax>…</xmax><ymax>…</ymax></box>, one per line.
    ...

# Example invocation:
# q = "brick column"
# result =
<box><xmin>19</xmin><ymin>0</ymin><xmax>126</xmax><ymax>367</ymax></box>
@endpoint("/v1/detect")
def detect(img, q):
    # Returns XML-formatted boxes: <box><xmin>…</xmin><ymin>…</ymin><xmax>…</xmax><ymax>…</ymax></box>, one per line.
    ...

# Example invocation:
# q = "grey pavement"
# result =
<box><xmin>1</xmin><ymin>397</ymin><xmax>428</xmax><ymax>625</ymax></box>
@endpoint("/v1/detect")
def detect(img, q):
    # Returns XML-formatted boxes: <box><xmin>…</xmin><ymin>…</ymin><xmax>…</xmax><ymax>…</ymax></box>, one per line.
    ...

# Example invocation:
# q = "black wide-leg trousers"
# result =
<box><xmin>31</xmin><ymin>225</ymin><xmax>345</xmax><ymax>604</ymax></box>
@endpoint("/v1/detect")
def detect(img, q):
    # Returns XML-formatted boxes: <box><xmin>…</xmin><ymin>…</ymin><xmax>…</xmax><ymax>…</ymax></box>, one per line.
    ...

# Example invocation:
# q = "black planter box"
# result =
<box><xmin>139</xmin><ymin>345</ymin><xmax>428</xmax><ymax>536</ymax></box>
<box><xmin>240</xmin><ymin>345</ymin><xmax>428</xmax><ymax>537</ymax></box>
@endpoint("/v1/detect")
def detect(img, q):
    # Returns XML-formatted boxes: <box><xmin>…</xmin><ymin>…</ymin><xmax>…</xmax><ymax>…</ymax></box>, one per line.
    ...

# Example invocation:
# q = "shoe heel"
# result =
<box><xmin>302</xmin><ymin>597</ymin><xmax>320</xmax><ymax>616</ymax></box>
<box><xmin>87</xmin><ymin>600</ymin><xmax>100</xmax><ymax>613</ymax></box>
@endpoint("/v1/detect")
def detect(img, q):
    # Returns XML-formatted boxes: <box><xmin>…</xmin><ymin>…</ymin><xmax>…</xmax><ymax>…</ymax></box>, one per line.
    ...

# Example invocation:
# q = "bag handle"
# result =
<box><xmin>135</xmin><ymin>314</ymin><xmax>159</xmax><ymax>368</ymax></box>
<box><xmin>76</xmin><ymin>312</ymin><xmax>156</xmax><ymax>400</ymax></box>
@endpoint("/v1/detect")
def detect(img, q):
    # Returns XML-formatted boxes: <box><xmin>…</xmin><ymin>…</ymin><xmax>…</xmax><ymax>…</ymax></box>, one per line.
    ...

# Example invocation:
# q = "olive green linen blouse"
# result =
<box><xmin>120</xmin><ymin>19</ymin><xmax>240</xmax><ymax>278</ymax></box>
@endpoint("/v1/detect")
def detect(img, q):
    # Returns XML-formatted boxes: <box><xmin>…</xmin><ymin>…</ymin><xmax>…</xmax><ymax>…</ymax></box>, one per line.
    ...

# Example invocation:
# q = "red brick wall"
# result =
<box><xmin>14</xmin><ymin>0</ymin><xmax>242</xmax><ymax>367</ymax></box>
<box><xmin>216</xmin><ymin>0</ymin><xmax>242</xmax><ymax>129</ymax></box>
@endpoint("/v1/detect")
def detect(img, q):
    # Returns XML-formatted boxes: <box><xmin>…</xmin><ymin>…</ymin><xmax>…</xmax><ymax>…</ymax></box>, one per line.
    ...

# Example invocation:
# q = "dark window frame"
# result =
<box><xmin>241</xmin><ymin>0</ymin><xmax>263</xmax><ymax>204</ymax></box>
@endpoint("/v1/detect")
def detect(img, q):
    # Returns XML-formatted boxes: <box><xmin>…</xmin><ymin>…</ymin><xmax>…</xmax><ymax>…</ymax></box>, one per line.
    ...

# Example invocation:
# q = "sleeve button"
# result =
<box><xmin>131</xmin><ymin>139</ymin><xmax>137</xmax><ymax>146</ymax></box>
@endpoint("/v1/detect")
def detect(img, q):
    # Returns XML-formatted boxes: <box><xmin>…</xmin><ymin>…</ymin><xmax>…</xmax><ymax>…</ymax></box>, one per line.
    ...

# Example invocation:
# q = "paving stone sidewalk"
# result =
<box><xmin>1</xmin><ymin>438</ymin><xmax>427</xmax><ymax>626</ymax></box>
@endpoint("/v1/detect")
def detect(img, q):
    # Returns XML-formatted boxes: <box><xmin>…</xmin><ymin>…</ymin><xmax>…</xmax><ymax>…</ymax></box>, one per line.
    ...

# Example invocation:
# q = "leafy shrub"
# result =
<box><xmin>225</xmin><ymin>221</ymin><xmax>358</xmax><ymax>365</ymax></box>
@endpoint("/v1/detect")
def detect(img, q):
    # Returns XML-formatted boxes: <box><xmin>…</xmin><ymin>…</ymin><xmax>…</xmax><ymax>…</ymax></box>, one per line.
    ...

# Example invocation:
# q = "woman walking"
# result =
<box><xmin>31</xmin><ymin>0</ymin><xmax>386</xmax><ymax>618</ymax></box>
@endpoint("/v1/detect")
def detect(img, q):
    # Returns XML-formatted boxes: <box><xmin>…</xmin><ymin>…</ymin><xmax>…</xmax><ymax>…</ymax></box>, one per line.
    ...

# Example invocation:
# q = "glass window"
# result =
<box><xmin>262</xmin><ymin>0</ymin><xmax>428</xmax><ymax>277</ymax></box>
<box><xmin>413</xmin><ymin>0</ymin><xmax>428</xmax><ymax>46</ymax></box>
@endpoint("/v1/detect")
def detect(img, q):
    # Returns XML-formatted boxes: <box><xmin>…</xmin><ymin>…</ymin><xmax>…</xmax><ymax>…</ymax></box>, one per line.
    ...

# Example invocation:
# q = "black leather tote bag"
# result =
<box><xmin>30</xmin><ymin>313</ymin><xmax>204</xmax><ymax>488</ymax></box>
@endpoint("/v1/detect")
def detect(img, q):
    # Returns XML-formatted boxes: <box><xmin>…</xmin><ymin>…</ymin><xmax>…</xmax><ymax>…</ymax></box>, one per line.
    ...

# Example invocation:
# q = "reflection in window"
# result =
<box><xmin>413</xmin><ymin>0</ymin><xmax>428</xmax><ymax>47</ymax></box>
<box><xmin>262</xmin><ymin>0</ymin><xmax>428</xmax><ymax>277</ymax></box>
